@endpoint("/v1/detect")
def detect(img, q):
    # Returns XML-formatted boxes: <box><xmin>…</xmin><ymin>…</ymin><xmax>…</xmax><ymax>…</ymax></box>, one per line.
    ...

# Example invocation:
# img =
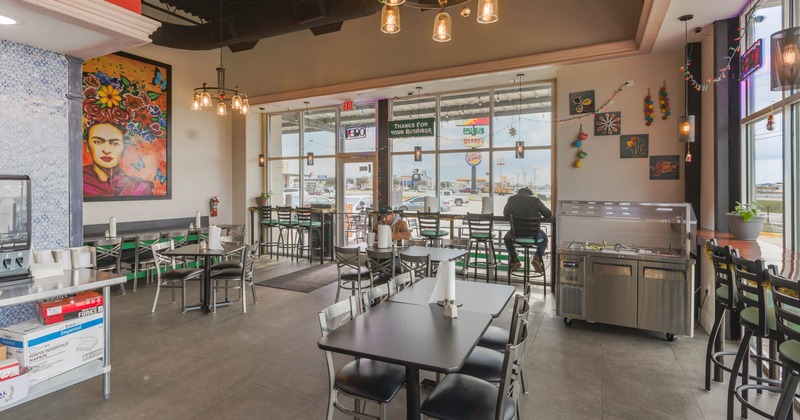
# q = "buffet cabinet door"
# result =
<box><xmin>585</xmin><ymin>257</ymin><xmax>638</xmax><ymax>328</ymax></box>
<box><xmin>637</xmin><ymin>261</ymin><xmax>691</xmax><ymax>336</ymax></box>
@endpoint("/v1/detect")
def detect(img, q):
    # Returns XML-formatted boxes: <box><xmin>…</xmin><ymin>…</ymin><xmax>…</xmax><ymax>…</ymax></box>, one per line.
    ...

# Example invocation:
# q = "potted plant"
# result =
<box><xmin>726</xmin><ymin>201</ymin><xmax>765</xmax><ymax>240</ymax></box>
<box><xmin>255</xmin><ymin>192</ymin><xmax>271</xmax><ymax>207</ymax></box>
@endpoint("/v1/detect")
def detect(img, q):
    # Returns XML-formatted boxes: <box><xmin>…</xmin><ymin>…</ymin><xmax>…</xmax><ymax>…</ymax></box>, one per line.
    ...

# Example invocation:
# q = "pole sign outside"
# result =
<box><xmin>465</xmin><ymin>152</ymin><xmax>483</xmax><ymax>167</ymax></box>
<box><xmin>463</xmin><ymin>137</ymin><xmax>485</xmax><ymax>148</ymax></box>
<box><xmin>388</xmin><ymin>118</ymin><xmax>435</xmax><ymax>138</ymax></box>
<box><xmin>463</xmin><ymin>127</ymin><xmax>484</xmax><ymax>135</ymax></box>
<box><xmin>345</xmin><ymin>126</ymin><xmax>367</xmax><ymax>140</ymax></box>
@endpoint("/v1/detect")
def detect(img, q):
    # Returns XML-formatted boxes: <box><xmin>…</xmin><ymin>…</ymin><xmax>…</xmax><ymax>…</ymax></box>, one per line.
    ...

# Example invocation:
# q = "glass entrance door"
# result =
<box><xmin>337</xmin><ymin>155</ymin><xmax>376</xmax><ymax>245</ymax></box>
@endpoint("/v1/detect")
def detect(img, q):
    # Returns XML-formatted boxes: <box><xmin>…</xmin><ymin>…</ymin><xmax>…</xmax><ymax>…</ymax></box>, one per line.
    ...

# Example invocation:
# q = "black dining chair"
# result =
<box><xmin>466</xmin><ymin>213</ymin><xmax>498</xmax><ymax>283</ymax></box>
<box><xmin>366</xmin><ymin>248</ymin><xmax>396</xmax><ymax>285</ymax></box>
<box><xmin>150</xmin><ymin>240</ymin><xmax>204</xmax><ymax>313</ymax></box>
<box><xmin>420</xmin><ymin>319</ymin><xmax>528</xmax><ymax>420</ymax></box>
<box><xmin>334</xmin><ymin>246</ymin><xmax>374</xmax><ymax>303</ymax></box>
<box><xmin>398</xmin><ymin>251</ymin><xmax>431</xmax><ymax>281</ymax></box>
<box><xmin>259</xmin><ymin>206</ymin><xmax>280</xmax><ymax>258</ymax></box>
<box><xmin>318</xmin><ymin>295</ymin><xmax>406</xmax><ymax>420</ymax></box>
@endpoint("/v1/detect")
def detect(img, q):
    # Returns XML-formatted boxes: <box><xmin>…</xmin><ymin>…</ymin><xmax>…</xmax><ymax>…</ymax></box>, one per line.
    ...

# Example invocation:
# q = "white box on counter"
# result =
<box><xmin>0</xmin><ymin>313</ymin><xmax>104</xmax><ymax>385</ymax></box>
<box><xmin>0</xmin><ymin>358</ymin><xmax>19</xmax><ymax>380</ymax></box>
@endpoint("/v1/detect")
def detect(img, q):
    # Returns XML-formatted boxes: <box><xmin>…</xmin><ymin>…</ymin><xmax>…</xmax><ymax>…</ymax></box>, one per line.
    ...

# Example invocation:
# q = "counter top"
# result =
<box><xmin>697</xmin><ymin>229</ymin><xmax>798</xmax><ymax>279</ymax></box>
<box><xmin>0</xmin><ymin>270</ymin><xmax>126</xmax><ymax>307</ymax></box>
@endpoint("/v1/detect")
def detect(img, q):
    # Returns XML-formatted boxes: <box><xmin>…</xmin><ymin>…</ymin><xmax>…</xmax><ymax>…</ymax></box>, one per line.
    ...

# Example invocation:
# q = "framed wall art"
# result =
<box><xmin>82</xmin><ymin>52</ymin><xmax>171</xmax><ymax>201</ymax></box>
<box><xmin>569</xmin><ymin>90</ymin><xmax>595</xmax><ymax>115</ymax></box>
<box><xmin>594</xmin><ymin>111</ymin><xmax>621</xmax><ymax>136</ymax></box>
<box><xmin>620</xmin><ymin>134</ymin><xmax>649</xmax><ymax>158</ymax></box>
<box><xmin>649</xmin><ymin>155</ymin><xmax>680</xmax><ymax>180</ymax></box>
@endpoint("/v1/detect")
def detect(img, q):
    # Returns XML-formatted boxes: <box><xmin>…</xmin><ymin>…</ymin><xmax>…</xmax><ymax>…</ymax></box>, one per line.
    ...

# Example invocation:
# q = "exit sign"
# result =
<box><xmin>343</xmin><ymin>101</ymin><xmax>355</xmax><ymax>111</ymax></box>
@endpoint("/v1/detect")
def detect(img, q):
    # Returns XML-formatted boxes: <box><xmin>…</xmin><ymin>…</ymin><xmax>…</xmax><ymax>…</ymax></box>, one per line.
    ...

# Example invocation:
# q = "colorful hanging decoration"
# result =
<box><xmin>658</xmin><ymin>82</ymin><xmax>670</xmax><ymax>120</ymax></box>
<box><xmin>573</xmin><ymin>124</ymin><xmax>588</xmax><ymax>168</ymax></box>
<box><xmin>766</xmin><ymin>114</ymin><xmax>775</xmax><ymax>131</ymax></box>
<box><xmin>644</xmin><ymin>89</ymin><xmax>654</xmax><ymax>126</ymax></box>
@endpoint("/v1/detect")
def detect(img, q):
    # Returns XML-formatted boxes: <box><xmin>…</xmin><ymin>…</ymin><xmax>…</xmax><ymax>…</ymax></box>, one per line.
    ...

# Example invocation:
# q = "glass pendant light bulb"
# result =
<box><xmin>384</xmin><ymin>0</ymin><xmax>405</xmax><ymax>5</ymax></box>
<box><xmin>782</xmin><ymin>43</ymin><xmax>799</xmax><ymax>66</ymax></box>
<box><xmin>200</xmin><ymin>91</ymin><xmax>212</xmax><ymax>107</ymax></box>
<box><xmin>414</xmin><ymin>146</ymin><xmax>423</xmax><ymax>161</ymax></box>
<box><xmin>217</xmin><ymin>101</ymin><xmax>227</xmax><ymax>116</ymax></box>
<box><xmin>515</xmin><ymin>141</ymin><xmax>525</xmax><ymax>158</ymax></box>
<box><xmin>381</xmin><ymin>5</ymin><xmax>401</xmax><ymax>34</ymax></box>
<box><xmin>477</xmin><ymin>0</ymin><xmax>498</xmax><ymax>24</ymax></box>
<box><xmin>240</xmin><ymin>99</ymin><xmax>249</xmax><ymax>115</ymax></box>
<box><xmin>432</xmin><ymin>11</ymin><xmax>451</xmax><ymax>42</ymax></box>
<box><xmin>191</xmin><ymin>93</ymin><xmax>200</xmax><ymax>111</ymax></box>
<box><xmin>231</xmin><ymin>93</ymin><xmax>242</xmax><ymax>110</ymax></box>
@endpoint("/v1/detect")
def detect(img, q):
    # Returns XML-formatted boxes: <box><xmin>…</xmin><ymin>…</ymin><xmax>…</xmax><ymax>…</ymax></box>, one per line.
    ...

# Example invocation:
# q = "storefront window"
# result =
<box><xmin>743</xmin><ymin>1</ymin><xmax>783</xmax><ymax>116</ymax></box>
<box><xmin>438</xmin><ymin>151</ymin><xmax>488</xmax><ymax>215</ymax></box>
<box><xmin>439</xmin><ymin>91</ymin><xmax>490</xmax><ymax>151</ymax></box>
<box><xmin>390</xmin><ymin>94</ymin><xmax>436</xmax><ymax>153</ymax></box>
<box><xmin>491</xmin><ymin>149</ymin><xmax>552</xmax><ymax>216</ymax></box>
<box><xmin>748</xmin><ymin>113</ymin><xmax>784</xmax><ymax>239</ymax></box>
<box><xmin>493</xmin><ymin>83</ymin><xmax>553</xmax><ymax>148</ymax></box>
<box><xmin>392</xmin><ymin>154</ymin><xmax>435</xmax><ymax>210</ymax></box>
<box><xmin>303</xmin><ymin>107</ymin><xmax>336</xmax><ymax>157</ymax></box>
<box><xmin>268</xmin><ymin>112</ymin><xmax>300</xmax><ymax>158</ymax></box>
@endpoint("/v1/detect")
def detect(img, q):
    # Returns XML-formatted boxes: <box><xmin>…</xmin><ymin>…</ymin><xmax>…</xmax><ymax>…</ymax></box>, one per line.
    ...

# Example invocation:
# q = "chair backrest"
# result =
<box><xmin>335</xmin><ymin>246</ymin><xmax>362</xmax><ymax>271</ymax></box>
<box><xmin>399</xmin><ymin>252</ymin><xmax>431</xmax><ymax>279</ymax></box>
<box><xmin>496</xmin><ymin>319</ymin><xmax>529</xmax><ymax>420</ymax></box>
<box><xmin>151</xmin><ymin>239</ymin><xmax>177</xmax><ymax>271</ymax></box>
<box><xmin>318</xmin><ymin>296</ymin><xmax>359</xmax><ymax>388</ymax></box>
<box><xmin>295</xmin><ymin>208</ymin><xmax>319</xmax><ymax>225</ymax></box>
<box><xmin>509</xmin><ymin>215</ymin><xmax>541</xmax><ymax>240</ymax></box>
<box><xmin>769</xmin><ymin>266</ymin><xmax>800</xmax><ymax>343</ymax></box>
<box><xmin>416</xmin><ymin>212</ymin><xmax>441</xmax><ymax>232</ymax></box>
<box><xmin>163</xmin><ymin>230</ymin><xmax>189</xmax><ymax>247</ymax></box>
<box><xmin>404</xmin><ymin>238</ymin><xmax>427</xmax><ymax>247</ymax></box>
<box><xmin>361</xmin><ymin>282</ymin><xmax>394</xmax><ymax>312</ymax></box>
<box><xmin>226</xmin><ymin>224</ymin><xmax>245</xmax><ymax>236</ymax></box>
<box><xmin>504</xmin><ymin>294</ymin><xmax>530</xmax><ymax>344</ymax></box>
<box><xmin>219</xmin><ymin>235</ymin><xmax>243</xmax><ymax>245</ymax></box>
<box><xmin>366</xmin><ymin>248</ymin><xmax>396</xmax><ymax>278</ymax></box>
<box><xmin>731</xmin><ymin>254</ymin><xmax>769</xmax><ymax>335</ymax></box>
<box><xmin>94</xmin><ymin>237</ymin><xmax>123</xmax><ymax>272</ymax></box>
<box><xmin>466</xmin><ymin>212</ymin><xmax>494</xmax><ymax>236</ymax></box>
<box><xmin>389</xmin><ymin>271</ymin><xmax>414</xmax><ymax>294</ymax></box>
<box><xmin>135</xmin><ymin>233</ymin><xmax>162</xmax><ymax>263</ymax></box>
<box><xmin>707</xmin><ymin>239</ymin><xmax>736</xmax><ymax>304</ymax></box>
<box><xmin>276</xmin><ymin>206</ymin><xmax>294</xmax><ymax>223</ymax></box>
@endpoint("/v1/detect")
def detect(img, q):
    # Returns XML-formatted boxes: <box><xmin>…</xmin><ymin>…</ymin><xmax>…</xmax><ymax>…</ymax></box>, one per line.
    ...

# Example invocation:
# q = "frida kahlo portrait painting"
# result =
<box><xmin>82</xmin><ymin>52</ymin><xmax>171</xmax><ymax>201</ymax></box>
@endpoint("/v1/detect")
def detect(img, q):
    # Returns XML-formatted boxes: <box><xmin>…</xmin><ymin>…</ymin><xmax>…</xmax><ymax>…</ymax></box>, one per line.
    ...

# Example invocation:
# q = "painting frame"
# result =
<box><xmin>594</xmin><ymin>111</ymin><xmax>621</xmax><ymax>136</ymax></box>
<box><xmin>620</xmin><ymin>134</ymin><xmax>649</xmax><ymax>158</ymax></box>
<box><xmin>569</xmin><ymin>90</ymin><xmax>595</xmax><ymax>115</ymax></box>
<box><xmin>649</xmin><ymin>155</ymin><xmax>680</xmax><ymax>180</ymax></box>
<box><xmin>81</xmin><ymin>52</ymin><xmax>171</xmax><ymax>202</ymax></box>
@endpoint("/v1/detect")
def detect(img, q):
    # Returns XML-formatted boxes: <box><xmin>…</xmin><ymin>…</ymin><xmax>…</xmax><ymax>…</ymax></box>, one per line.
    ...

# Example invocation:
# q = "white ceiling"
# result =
<box><xmin>0</xmin><ymin>0</ymin><xmax>748</xmax><ymax>109</ymax></box>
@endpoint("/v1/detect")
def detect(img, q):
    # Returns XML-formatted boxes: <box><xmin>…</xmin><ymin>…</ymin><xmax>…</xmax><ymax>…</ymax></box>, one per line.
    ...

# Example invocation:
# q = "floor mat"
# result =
<box><xmin>255</xmin><ymin>263</ymin><xmax>338</xmax><ymax>293</ymax></box>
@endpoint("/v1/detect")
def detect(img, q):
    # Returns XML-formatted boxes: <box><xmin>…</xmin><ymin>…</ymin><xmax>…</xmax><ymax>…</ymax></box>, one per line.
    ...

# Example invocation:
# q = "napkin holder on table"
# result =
<box><xmin>207</xmin><ymin>225</ymin><xmax>223</xmax><ymax>250</ymax></box>
<box><xmin>429</xmin><ymin>261</ymin><xmax>457</xmax><ymax>318</ymax></box>
<box><xmin>377</xmin><ymin>225</ymin><xmax>392</xmax><ymax>249</ymax></box>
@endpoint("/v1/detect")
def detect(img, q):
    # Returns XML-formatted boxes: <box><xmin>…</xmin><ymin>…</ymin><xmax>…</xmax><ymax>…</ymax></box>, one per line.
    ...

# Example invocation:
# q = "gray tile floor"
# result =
<box><xmin>5</xmin><ymin>256</ymin><xmax>797</xmax><ymax>419</ymax></box>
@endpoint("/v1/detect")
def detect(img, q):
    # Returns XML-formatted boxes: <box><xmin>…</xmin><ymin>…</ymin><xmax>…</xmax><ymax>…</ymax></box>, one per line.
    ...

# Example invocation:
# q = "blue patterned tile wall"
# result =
<box><xmin>0</xmin><ymin>39</ymin><xmax>69</xmax><ymax>251</ymax></box>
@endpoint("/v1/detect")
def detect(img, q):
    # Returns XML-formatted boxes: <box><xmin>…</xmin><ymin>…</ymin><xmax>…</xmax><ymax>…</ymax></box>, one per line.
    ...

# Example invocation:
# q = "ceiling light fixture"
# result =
<box><xmin>0</xmin><ymin>15</ymin><xmax>18</xmax><ymax>25</ymax></box>
<box><xmin>515</xmin><ymin>73</ymin><xmax>524</xmax><ymax>159</ymax></box>
<box><xmin>414</xmin><ymin>86</ymin><xmax>423</xmax><ymax>161</ymax></box>
<box><xmin>379</xmin><ymin>0</ymin><xmax>497</xmax><ymax>42</ymax></box>
<box><xmin>771</xmin><ymin>26</ymin><xmax>800</xmax><ymax>91</ymax></box>
<box><xmin>678</xmin><ymin>15</ymin><xmax>695</xmax><ymax>161</ymax></box>
<box><xmin>191</xmin><ymin>3</ymin><xmax>248</xmax><ymax>116</ymax></box>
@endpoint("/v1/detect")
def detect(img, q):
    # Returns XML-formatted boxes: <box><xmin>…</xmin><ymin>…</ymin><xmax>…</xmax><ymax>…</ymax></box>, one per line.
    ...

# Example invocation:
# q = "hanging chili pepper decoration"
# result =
<box><xmin>767</xmin><ymin>114</ymin><xmax>775</xmax><ymax>131</ymax></box>
<box><xmin>659</xmin><ymin>81</ymin><xmax>670</xmax><ymax>120</ymax></box>
<box><xmin>644</xmin><ymin>88</ymin><xmax>654</xmax><ymax>126</ymax></box>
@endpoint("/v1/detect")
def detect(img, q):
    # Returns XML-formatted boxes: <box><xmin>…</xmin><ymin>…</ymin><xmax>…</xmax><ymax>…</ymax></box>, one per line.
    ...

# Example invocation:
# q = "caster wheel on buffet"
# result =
<box><xmin>563</xmin><ymin>318</ymin><xmax>573</xmax><ymax>326</ymax></box>
<box><xmin>666</xmin><ymin>333</ymin><xmax>676</xmax><ymax>342</ymax></box>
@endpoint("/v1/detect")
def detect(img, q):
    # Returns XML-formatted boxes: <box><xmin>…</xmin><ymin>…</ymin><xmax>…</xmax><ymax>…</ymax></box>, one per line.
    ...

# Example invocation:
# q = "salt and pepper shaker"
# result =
<box><xmin>189</xmin><ymin>222</ymin><xmax>195</xmax><ymax>230</ymax></box>
<box><xmin>105</xmin><ymin>229</ymin><xmax>110</xmax><ymax>238</ymax></box>
<box><xmin>444</xmin><ymin>299</ymin><xmax>458</xmax><ymax>319</ymax></box>
<box><xmin>199</xmin><ymin>240</ymin><xmax>206</xmax><ymax>251</ymax></box>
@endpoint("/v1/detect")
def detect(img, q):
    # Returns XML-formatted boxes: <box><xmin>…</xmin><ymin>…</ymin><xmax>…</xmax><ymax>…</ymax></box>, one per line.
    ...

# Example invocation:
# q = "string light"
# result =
<box><xmin>556</xmin><ymin>82</ymin><xmax>631</xmax><ymax>124</ymax></box>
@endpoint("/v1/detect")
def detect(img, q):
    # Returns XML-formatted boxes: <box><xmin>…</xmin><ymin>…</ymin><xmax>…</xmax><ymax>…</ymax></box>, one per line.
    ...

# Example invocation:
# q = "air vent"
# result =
<box><xmin>293</xmin><ymin>0</ymin><xmax>328</xmax><ymax>24</ymax></box>
<box><xmin>559</xmin><ymin>286</ymin><xmax>583</xmax><ymax>317</ymax></box>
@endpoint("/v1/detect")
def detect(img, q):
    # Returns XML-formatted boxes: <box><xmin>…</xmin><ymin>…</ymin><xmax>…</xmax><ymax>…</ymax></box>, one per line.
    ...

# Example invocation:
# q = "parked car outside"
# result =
<box><xmin>399</xmin><ymin>196</ymin><xmax>451</xmax><ymax>212</ymax></box>
<box><xmin>344</xmin><ymin>195</ymin><xmax>373</xmax><ymax>212</ymax></box>
<box><xmin>304</xmin><ymin>196</ymin><xmax>333</xmax><ymax>208</ymax></box>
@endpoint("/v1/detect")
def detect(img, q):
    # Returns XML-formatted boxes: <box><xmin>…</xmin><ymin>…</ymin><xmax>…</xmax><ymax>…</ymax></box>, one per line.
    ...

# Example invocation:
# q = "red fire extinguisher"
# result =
<box><xmin>210</xmin><ymin>196</ymin><xmax>219</xmax><ymax>217</ymax></box>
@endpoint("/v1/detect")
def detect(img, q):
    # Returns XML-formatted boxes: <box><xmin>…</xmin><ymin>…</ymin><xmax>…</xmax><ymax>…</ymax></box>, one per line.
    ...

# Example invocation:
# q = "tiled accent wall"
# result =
<box><xmin>0</xmin><ymin>40</ymin><xmax>69</xmax><ymax>250</ymax></box>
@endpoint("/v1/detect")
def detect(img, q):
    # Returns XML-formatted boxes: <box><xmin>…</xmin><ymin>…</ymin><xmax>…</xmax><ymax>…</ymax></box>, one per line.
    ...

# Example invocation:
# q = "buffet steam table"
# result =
<box><xmin>0</xmin><ymin>269</ymin><xmax>126</xmax><ymax>412</ymax></box>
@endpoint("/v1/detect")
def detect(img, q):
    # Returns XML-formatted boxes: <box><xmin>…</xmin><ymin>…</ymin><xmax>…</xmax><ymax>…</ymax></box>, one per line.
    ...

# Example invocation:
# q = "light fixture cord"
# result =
<box><xmin>518</xmin><ymin>74</ymin><xmax>523</xmax><ymax>134</ymax></box>
<box><xmin>684</xmin><ymin>18</ymin><xmax>689</xmax><ymax>116</ymax></box>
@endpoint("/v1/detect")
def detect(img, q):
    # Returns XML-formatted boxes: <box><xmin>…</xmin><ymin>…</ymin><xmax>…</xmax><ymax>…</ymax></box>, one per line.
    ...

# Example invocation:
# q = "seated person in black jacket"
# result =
<box><xmin>502</xmin><ymin>187</ymin><xmax>551</xmax><ymax>272</ymax></box>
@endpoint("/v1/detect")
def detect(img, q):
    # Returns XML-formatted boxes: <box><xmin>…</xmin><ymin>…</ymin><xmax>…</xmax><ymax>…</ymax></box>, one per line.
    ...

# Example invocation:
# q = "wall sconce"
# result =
<box><xmin>771</xmin><ymin>27</ymin><xmax>800</xmax><ymax>91</ymax></box>
<box><xmin>414</xmin><ymin>146</ymin><xmax>423</xmax><ymax>162</ymax></box>
<box><xmin>306</xmin><ymin>152</ymin><xmax>314</xmax><ymax>166</ymax></box>
<box><xmin>258</xmin><ymin>154</ymin><xmax>265</xmax><ymax>167</ymax></box>
<box><xmin>515</xmin><ymin>141</ymin><xmax>525</xmax><ymax>158</ymax></box>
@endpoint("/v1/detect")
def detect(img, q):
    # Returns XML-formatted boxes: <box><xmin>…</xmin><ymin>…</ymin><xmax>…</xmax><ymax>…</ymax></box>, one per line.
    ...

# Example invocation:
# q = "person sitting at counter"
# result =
<box><xmin>503</xmin><ymin>187</ymin><xmax>551</xmax><ymax>273</ymax></box>
<box><xmin>372</xmin><ymin>206</ymin><xmax>412</xmax><ymax>242</ymax></box>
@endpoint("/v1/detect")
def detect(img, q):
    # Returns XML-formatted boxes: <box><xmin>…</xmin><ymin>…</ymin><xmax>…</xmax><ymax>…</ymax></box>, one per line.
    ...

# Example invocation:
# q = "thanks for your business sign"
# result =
<box><xmin>389</xmin><ymin>118</ymin><xmax>435</xmax><ymax>138</ymax></box>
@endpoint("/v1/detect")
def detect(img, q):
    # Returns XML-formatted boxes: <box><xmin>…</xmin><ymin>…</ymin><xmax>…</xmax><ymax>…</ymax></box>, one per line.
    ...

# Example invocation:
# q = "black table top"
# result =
<box><xmin>163</xmin><ymin>243</ymin><xmax>244</xmax><ymax>257</ymax></box>
<box><xmin>318</xmin><ymin>302</ymin><xmax>492</xmax><ymax>373</ymax></box>
<box><xmin>389</xmin><ymin>277</ymin><xmax>515</xmax><ymax>318</ymax></box>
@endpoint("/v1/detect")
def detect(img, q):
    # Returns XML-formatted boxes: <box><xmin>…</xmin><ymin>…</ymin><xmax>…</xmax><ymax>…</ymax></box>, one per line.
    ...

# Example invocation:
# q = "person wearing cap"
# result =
<box><xmin>373</xmin><ymin>206</ymin><xmax>412</xmax><ymax>241</ymax></box>
<box><xmin>503</xmin><ymin>187</ymin><xmax>551</xmax><ymax>272</ymax></box>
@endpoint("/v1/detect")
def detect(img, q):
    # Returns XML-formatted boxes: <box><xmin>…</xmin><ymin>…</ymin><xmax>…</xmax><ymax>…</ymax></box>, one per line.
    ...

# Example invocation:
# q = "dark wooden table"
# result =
<box><xmin>163</xmin><ymin>243</ymin><xmax>245</xmax><ymax>313</ymax></box>
<box><xmin>390</xmin><ymin>277</ymin><xmax>515</xmax><ymax>318</ymax></box>
<box><xmin>318</xmin><ymin>302</ymin><xmax>492</xmax><ymax>420</ymax></box>
<box><xmin>357</xmin><ymin>244</ymin><xmax>468</xmax><ymax>262</ymax></box>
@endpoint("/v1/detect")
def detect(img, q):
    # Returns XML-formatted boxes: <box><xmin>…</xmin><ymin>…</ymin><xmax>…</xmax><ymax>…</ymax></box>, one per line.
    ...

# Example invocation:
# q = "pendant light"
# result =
<box><xmin>306</xmin><ymin>152</ymin><xmax>315</xmax><ymax>166</ymax></box>
<box><xmin>678</xmin><ymin>15</ymin><xmax>695</xmax><ymax>162</ymax></box>
<box><xmin>477</xmin><ymin>0</ymin><xmax>498</xmax><ymax>24</ymax></box>
<box><xmin>433</xmin><ymin>1</ymin><xmax>452</xmax><ymax>43</ymax></box>
<box><xmin>771</xmin><ymin>26</ymin><xmax>800</xmax><ymax>90</ymax></box>
<box><xmin>414</xmin><ymin>87</ymin><xmax>423</xmax><ymax>162</ymax></box>
<box><xmin>381</xmin><ymin>4</ymin><xmax>401</xmax><ymax>34</ymax></box>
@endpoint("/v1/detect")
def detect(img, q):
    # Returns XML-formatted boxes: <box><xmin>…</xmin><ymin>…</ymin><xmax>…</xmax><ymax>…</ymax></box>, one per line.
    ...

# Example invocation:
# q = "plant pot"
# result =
<box><xmin>726</xmin><ymin>213</ymin><xmax>765</xmax><ymax>241</ymax></box>
<box><xmin>255</xmin><ymin>197</ymin><xmax>269</xmax><ymax>207</ymax></box>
